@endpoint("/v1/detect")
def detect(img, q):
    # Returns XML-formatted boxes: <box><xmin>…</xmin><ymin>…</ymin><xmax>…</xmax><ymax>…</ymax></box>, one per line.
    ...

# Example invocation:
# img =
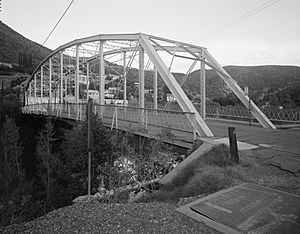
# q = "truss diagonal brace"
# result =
<box><xmin>204</xmin><ymin>50</ymin><xmax>276</xmax><ymax>129</ymax></box>
<box><xmin>138</xmin><ymin>35</ymin><xmax>214</xmax><ymax>137</ymax></box>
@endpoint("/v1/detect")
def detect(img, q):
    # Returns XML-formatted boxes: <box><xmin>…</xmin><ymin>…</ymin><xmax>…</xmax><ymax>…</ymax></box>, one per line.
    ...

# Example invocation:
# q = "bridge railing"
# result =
<box><xmin>22</xmin><ymin>103</ymin><xmax>196</xmax><ymax>141</ymax></box>
<box><xmin>204</xmin><ymin>104</ymin><xmax>300</xmax><ymax>124</ymax></box>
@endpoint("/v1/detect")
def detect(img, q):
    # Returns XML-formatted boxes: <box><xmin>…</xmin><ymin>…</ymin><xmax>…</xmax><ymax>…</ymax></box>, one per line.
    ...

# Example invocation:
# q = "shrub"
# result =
<box><xmin>138</xmin><ymin>144</ymin><xmax>244</xmax><ymax>202</ymax></box>
<box><xmin>199</xmin><ymin>144</ymin><xmax>233</xmax><ymax>167</ymax></box>
<box><xmin>183</xmin><ymin>166</ymin><xmax>233</xmax><ymax>196</ymax></box>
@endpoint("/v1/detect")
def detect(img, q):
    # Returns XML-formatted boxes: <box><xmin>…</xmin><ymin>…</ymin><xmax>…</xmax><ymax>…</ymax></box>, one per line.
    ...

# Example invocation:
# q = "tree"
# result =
<box><xmin>36</xmin><ymin>118</ymin><xmax>60</xmax><ymax>203</ymax></box>
<box><xmin>63</xmin><ymin>115</ymin><xmax>121</xmax><ymax>193</ymax></box>
<box><xmin>0</xmin><ymin>116</ymin><xmax>23</xmax><ymax>193</ymax></box>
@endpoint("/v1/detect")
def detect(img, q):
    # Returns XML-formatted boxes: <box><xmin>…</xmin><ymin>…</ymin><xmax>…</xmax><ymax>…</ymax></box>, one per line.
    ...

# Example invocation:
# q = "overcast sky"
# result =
<box><xmin>1</xmin><ymin>0</ymin><xmax>300</xmax><ymax>67</ymax></box>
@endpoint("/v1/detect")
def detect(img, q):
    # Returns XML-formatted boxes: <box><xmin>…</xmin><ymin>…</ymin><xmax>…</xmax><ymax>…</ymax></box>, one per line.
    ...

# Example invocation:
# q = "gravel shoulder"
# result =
<box><xmin>0</xmin><ymin>201</ymin><xmax>219</xmax><ymax>234</ymax></box>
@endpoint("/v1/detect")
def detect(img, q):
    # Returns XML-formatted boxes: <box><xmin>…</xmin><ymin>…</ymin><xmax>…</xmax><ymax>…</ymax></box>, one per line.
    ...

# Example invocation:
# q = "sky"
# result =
<box><xmin>1</xmin><ymin>0</ymin><xmax>300</xmax><ymax>69</ymax></box>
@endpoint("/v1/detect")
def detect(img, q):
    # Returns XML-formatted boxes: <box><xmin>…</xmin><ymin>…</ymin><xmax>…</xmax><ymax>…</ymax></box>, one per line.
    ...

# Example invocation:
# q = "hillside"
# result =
<box><xmin>0</xmin><ymin>21</ymin><xmax>52</xmax><ymax>71</ymax></box>
<box><xmin>185</xmin><ymin>65</ymin><xmax>300</xmax><ymax>102</ymax></box>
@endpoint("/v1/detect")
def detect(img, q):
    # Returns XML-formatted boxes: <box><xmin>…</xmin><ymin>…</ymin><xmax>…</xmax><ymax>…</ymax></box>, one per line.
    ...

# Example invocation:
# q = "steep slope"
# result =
<box><xmin>0</xmin><ymin>21</ymin><xmax>52</xmax><ymax>70</ymax></box>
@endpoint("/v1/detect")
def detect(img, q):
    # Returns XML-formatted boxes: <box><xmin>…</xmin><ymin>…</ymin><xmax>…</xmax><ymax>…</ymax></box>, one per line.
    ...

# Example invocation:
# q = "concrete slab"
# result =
<box><xmin>214</xmin><ymin>137</ymin><xmax>259</xmax><ymax>150</ymax></box>
<box><xmin>177</xmin><ymin>183</ymin><xmax>300</xmax><ymax>234</ymax></box>
<box><xmin>159</xmin><ymin>142</ymin><xmax>220</xmax><ymax>185</ymax></box>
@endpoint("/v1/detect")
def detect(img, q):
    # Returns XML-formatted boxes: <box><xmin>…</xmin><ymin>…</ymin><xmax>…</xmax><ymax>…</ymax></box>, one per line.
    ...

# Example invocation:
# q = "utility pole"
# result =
<box><xmin>87</xmin><ymin>98</ymin><xmax>93</xmax><ymax>196</ymax></box>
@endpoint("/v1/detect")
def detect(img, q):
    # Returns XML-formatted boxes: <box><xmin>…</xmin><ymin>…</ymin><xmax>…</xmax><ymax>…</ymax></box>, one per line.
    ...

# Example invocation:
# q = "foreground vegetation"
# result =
<box><xmin>0</xmin><ymin>97</ymin><xmax>180</xmax><ymax>226</ymax></box>
<box><xmin>135</xmin><ymin>144</ymin><xmax>249</xmax><ymax>202</ymax></box>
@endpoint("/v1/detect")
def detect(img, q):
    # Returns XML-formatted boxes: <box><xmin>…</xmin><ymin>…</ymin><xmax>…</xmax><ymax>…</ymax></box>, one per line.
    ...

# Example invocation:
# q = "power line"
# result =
<box><xmin>32</xmin><ymin>0</ymin><xmax>75</xmax><ymax>59</ymax></box>
<box><xmin>197</xmin><ymin>0</ymin><xmax>280</xmax><ymax>41</ymax></box>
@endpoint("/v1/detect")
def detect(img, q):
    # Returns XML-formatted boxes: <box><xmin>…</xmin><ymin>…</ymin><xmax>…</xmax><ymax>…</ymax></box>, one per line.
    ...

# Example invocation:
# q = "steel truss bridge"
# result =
<box><xmin>23</xmin><ymin>33</ymin><xmax>276</xmax><ymax>140</ymax></box>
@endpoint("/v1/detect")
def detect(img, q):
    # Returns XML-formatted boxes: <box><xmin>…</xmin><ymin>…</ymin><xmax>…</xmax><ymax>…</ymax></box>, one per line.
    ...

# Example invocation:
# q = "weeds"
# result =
<box><xmin>136</xmin><ymin>144</ymin><xmax>255</xmax><ymax>203</ymax></box>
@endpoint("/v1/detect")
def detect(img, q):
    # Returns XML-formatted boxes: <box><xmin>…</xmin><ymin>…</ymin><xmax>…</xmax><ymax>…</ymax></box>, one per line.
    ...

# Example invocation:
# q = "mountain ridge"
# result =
<box><xmin>0</xmin><ymin>20</ymin><xmax>52</xmax><ymax>69</ymax></box>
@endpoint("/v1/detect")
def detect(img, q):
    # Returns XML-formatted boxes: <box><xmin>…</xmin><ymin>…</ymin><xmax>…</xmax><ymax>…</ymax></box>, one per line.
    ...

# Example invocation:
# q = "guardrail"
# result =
<box><xmin>162</xmin><ymin>102</ymin><xmax>300</xmax><ymax>124</ymax></box>
<box><xmin>22</xmin><ymin>103</ymin><xmax>196</xmax><ymax>141</ymax></box>
<box><xmin>204</xmin><ymin>104</ymin><xmax>300</xmax><ymax>124</ymax></box>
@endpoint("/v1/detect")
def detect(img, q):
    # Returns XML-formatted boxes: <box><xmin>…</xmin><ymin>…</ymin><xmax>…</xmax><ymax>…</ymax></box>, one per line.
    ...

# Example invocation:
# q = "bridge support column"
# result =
<box><xmin>75</xmin><ymin>44</ymin><xmax>79</xmax><ymax>104</ymax></box>
<box><xmin>41</xmin><ymin>66</ymin><xmax>43</xmax><ymax>99</ymax></box>
<box><xmin>60</xmin><ymin>51</ymin><xmax>64</xmax><ymax>104</ymax></box>
<box><xmin>49</xmin><ymin>58</ymin><xmax>52</xmax><ymax>103</ymax></box>
<box><xmin>123</xmin><ymin>51</ymin><xmax>127</xmax><ymax>106</ymax></box>
<box><xmin>139</xmin><ymin>46</ymin><xmax>145</xmax><ymax>109</ymax></box>
<box><xmin>154</xmin><ymin>66</ymin><xmax>158</xmax><ymax>110</ymax></box>
<box><xmin>99</xmin><ymin>40</ymin><xmax>105</xmax><ymax>106</ymax></box>
<box><xmin>200</xmin><ymin>50</ymin><xmax>206</xmax><ymax>120</ymax></box>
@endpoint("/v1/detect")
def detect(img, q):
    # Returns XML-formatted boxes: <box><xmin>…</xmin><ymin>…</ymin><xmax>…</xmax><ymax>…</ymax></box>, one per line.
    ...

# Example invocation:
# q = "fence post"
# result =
<box><xmin>216</xmin><ymin>105</ymin><xmax>220</xmax><ymax>119</ymax></box>
<box><xmin>68</xmin><ymin>104</ymin><xmax>70</xmax><ymax>118</ymax></box>
<box><xmin>192</xmin><ymin>113</ymin><xmax>196</xmax><ymax>141</ymax></box>
<box><xmin>111</xmin><ymin>107</ymin><xmax>117</xmax><ymax>130</ymax></box>
<box><xmin>228</xmin><ymin>127</ymin><xmax>239</xmax><ymax>163</ymax></box>
<box><xmin>145</xmin><ymin>110</ymin><xmax>148</xmax><ymax>130</ymax></box>
<box><xmin>116</xmin><ymin>106</ymin><xmax>118</xmax><ymax>129</ymax></box>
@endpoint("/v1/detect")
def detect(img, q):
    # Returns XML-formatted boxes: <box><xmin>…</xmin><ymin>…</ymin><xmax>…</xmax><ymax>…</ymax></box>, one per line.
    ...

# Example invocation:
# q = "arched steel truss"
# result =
<box><xmin>24</xmin><ymin>33</ymin><xmax>276</xmax><ymax>137</ymax></box>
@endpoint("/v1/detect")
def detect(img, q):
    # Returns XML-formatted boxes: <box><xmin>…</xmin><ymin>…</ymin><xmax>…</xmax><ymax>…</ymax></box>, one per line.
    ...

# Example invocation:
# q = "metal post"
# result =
<box><xmin>75</xmin><ymin>44</ymin><xmax>80</xmax><ymax>104</ymax></box>
<box><xmin>65</xmin><ymin>66</ymin><xmax>68</xmax><ymax>99</ymax></box>
<box><xmin>41</xmin><ymin>66</ymin><xmax>43</xmax><ymax>99</ymax></box>
<box><xmin>116</xmin><ymin>107</ymin><xmax>118</xmax><ymax>129</ymax></box>
<box><xmin>49</xmin><ymin>58</ymin><xmax>52</xmax><ymax>104</ymax></box>
<box><xmin>29</xmin><ymin>81</ymin><xmax>32</xmax><ymax>104</ymax></box>
<box><xmin>34</xmin><ymin>74</ymin><xmax>37</xmax><ymax>104</ymax></box>
<box><xmin>200</xmin><ymin>50</ymin><xmax>206</xmax><ymax>120</ymax></box>
<box><xmin>139</xmin><ymin>46</ymin><xmax>145</xmax><ymax>125</ymax></box>
<box><xmin>139</xmin><ymin>46</ymin><xmax>145</xmax><ymax>109</ymax></box>
<box><xmin>123</xmin><ymin>51</ymin><xmax>127</xmax><ymax>106</ymax></box>
<box><xmin>192</xmin><ymin>114</ymin><xmax>196</xmax><ymax>141</ymax></box>
<box><xmin>87</xmin><ymin>62</ymin><xmax>90</xmax><ymax>102</ymax></box>
<box><xmin>87</xmin><ymin>99</ymin><xmax>93</xmax><ymax>197</ymax></box>
<box><xmin>60</xmin><ymin>51</ymin><xmax>64</xmax><ymax>103</ymax></box>
<box><xmin>154</xmin><ymin>66</ymin><xmax>158</xmax><ymax>110</ymax></box>
<box><xmin>228</xmin><ymin>127</ymin><xmax>239</xmax><ymax>163</ymax></box>
<box><xmin>99</xmin><ymin>40</ymin><xmax>105</xmax><ymax>106</ymax></box>
<box><xmin>249</xmin><ymin>87</ymin><xmax>252</xmax><ymax>126</ymax></box>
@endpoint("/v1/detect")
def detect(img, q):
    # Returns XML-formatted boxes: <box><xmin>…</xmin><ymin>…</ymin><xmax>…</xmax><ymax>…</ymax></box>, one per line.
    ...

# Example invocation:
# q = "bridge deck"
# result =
<box><xmin>22</xmin><ymin>104</ymin><xmax>300</xmax><ymax>156</ymax></box>
<box><xmin>22</xmin><ymin>103</ymin><xmax>196</xmax><ymax>149</ymax></box>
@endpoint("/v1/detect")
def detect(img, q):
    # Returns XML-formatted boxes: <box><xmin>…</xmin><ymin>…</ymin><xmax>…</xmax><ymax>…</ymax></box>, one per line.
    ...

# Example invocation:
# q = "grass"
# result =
<box><xmin>136</xmin><ymin>144</ymin><xmax>255</xmax><ymax>202</ymax></box>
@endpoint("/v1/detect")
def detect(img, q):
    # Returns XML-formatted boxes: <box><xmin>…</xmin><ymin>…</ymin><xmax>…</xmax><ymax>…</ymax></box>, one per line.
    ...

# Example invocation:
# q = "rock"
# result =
<box><xmin>72</xmin><ymin>195</ymin><xmax>94</xmax><ymax>204</ymax></box>
<box><xmin>128</xmin><ymin>189</ymin><xmax>146</xmax><ymax>203</ymax></box>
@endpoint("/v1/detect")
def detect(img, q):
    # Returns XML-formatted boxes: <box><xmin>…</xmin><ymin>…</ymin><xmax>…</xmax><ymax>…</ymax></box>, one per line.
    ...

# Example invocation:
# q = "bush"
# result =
<box><xmin>164</xmin><ymin>144</ymin><xmax>233</xmax><ymax>190</ymax></box>
<box><xmin>183</xmin><ymin>166</ymin><xmax>233</xmax><ymax>196</ymax></box>
<box><xmin>137</xmin><ymin>144</ymin><xmax>244</xmax><ymax>202</ymax></box>
<box><xmin>199</xmin><ymin>144</ymin><xmax>233</xmax><ymax>167</ymax></box>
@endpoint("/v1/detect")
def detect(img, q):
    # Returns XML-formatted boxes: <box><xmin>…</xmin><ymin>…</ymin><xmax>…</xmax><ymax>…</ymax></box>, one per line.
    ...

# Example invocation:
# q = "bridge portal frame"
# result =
<box><xmin>24</xmin><ymin>33</ymin><xmax>276</xmax><ymax>138</ymax></box>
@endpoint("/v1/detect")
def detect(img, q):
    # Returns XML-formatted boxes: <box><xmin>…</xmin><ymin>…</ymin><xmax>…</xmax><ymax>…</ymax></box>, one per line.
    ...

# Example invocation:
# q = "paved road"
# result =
<box><xmin>206</xmin><ymin>118</ymin><xmax>300</xmax><ymax>174</ymax></box>
<box><xmin>207</xmin><ymin>118</ymin><xmax>300</xmax><ymax>155</ymax></box>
